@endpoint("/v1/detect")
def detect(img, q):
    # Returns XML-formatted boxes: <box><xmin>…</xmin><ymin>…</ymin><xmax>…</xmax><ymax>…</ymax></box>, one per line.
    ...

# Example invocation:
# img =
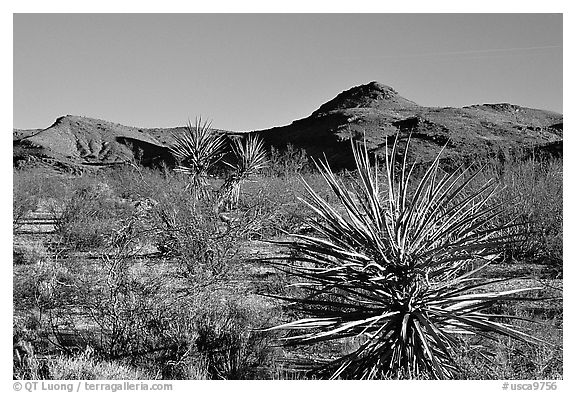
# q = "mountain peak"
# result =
<box><xmin>311</xmin><ymin>81</ymin><xmax>418</xmax><ymax>116</ymax></box>
<box><xmin>50</xmin><ymin>115</ymin><xmax>101</xmax><ymax>129</ymax></box>
<box><xmin>364</xmin><ymin>81</ymin><xmax>397</xmax><ymax>94</ymax></box>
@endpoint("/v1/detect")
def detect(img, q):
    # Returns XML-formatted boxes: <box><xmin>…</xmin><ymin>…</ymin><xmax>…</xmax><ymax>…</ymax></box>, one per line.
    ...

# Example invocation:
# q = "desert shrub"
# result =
<box><xmin>103</xmin><ymin>161</ymin><xmax>185</xmax><ymax>202</ymax></box>
<box><xmin>479</xmin><ymin>157</ymin><xmax>562</xmax><ymax>271</ymax></box>
<box><xmin>13</xmin><ymin>168</ymin><xmax>69</xmax><ymax>232</ymax></box>
<box><xmin>265</xmin><ymin>137</ymin><xmax>548</xmax><ymax>379</ymax></box>
<box><xmin>65</xmin><ymin>242</ymin><xmax>276</xmax><ymax>379</ymax></box>
<box><xmin>51</xmin><ymin>182</ymin><xmax>133</xmax><ymax>252</ymax></box>
<box><xmin>456</xmin><ymin>328</ymin><xmax>562</xmax><ymax>380</ymax></box>
<box><xmin>456</xmin><ymin>301</ymin><xmax>562</xmax><ymax>380</ymax></box>
<box><xmin>23</xmin><ymin>225</ymin><xmax>199</xmax><ymax>378</ymax></box>
<box><xmin>188</xmin><ymin>296</ymin><xmax>279</xmax><ymax>380</ymax></box>
<box><xmin>13</xmin><ymin>318</ymin><xmax>50</xmax><ymax>380</ymax></box>
<box><xmin>13</xmin><ymin>238</ymin><xmax>48</xmax><ymax>265</ymax></box>
<box><xmin>13</xmin><ymin>183</ymin><xmax>39</xmax><ymax>232</ymax></box>
<box><xmin>13</xmin><ymin>257</ymin><xmax>85</xmax><ymax>364</ymax></box>
<box><xmin>235</xmin><ymin>177</ymin><xmax>304</xmax><ymax>237</ymax></box>
<box><xmin>101</xmin><ymin>164</ymin><xmax>151</xmax><ymax>200</ymax></box>
<box><xmin>13</xmin><ymin>250</ymin><xmax>77</xmax><ymax>317</ymax></box>
<box><xmin>79</xmin><ymin>267</ymin><xmax>168</xmax><ymax>359</ymax></box>
<box><xmin>238</xmin><ymin>172</ymin><xmax>338</xmax><ymax>237</ymax></box>
<box><xmin>13</xmin><ymin>169</ymin><xmax>69</xmax><ymax>203</ymax></box>
<box><xmin>149</xmin><ymin>191</ymin><xmax>242</xmax><ymax>281</ymax></box>
<box><xmin>68</xmin><ymin>225</ymin><xmax>176</xmax><ymax>360</ymax></box>
<box><xmin>266</xmin><ymin>144</ymin><xmax>311</xmax><ymax>177</ymax></box>
<box><xmin>17</xmin><ymin>196</ymin><xmax>270</xmax><ymax>378</ymax></box>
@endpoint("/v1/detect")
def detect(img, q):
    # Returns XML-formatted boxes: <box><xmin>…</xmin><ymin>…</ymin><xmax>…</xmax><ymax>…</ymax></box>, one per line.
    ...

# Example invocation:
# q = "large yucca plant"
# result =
<box><xmin>169</xmin><ymin>118</ymin><xmax>226</xmax><ymax>200</ymax></box>
<box><xmin>219</xmin><ymin>134</ymin><xmax>268</xmax><ymax>210</ymax></box>
<box><xmin>266</xmin><ymin>135</ymin><xmax>546</xmax><ymax>379</ymax></box>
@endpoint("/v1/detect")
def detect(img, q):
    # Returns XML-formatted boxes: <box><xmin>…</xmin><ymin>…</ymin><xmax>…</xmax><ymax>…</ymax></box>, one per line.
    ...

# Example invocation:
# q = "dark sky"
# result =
<box><xmin>14</xmin><ymin>13</ymin><xmax>562</xmax><ymax>131</ymax></box>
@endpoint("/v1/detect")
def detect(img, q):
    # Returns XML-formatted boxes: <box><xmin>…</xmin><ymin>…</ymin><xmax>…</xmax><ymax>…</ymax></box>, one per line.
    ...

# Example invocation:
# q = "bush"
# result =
<box><xmin>13</xmin><ymin>168</ymin><xmax>68</xmax><ymax>206</ymax></box>
<box><xmin>479</xmin><ymin>157</ymin><xmax>562</xmax><ymax>271</ymax></box>
<box><xmin>13</xmin><ymin>318</ymin><xmax>49</xmax><ymax>380</ymax></box>
<box><xmin>266</xmin><ymin>144</ymin><xmax>311</xmax><ymax>177</ymax></box>
<box><xmin>13</xmin><ymin>238</ymin><xmax>48</xmax><ymax>265</ymax></box>
<box><xmin>67</xmin><ymin>225</ymin><xmax>176</xmax><ymax>361</ymax></box>
<box><xmin>51</xmin><ymin>182</ymin><xmax>133</xmax><ymax>252</ymax></box>
<box><xmin>103</xmin><ymin>161</ymin><xmax>183</xmax><ymax>202</ymax></box>
<box><xmin>13</xmin><ymin>168</ymin><xmax>66</xmax><ymax>232</ymax></box>
<box><xmin>150</xmin><ymin>189</ymin><xmax>243</xmax><ymax>282</ymax></box>
<box><xmin>189</xmin><ymin>296</ymin><xmax>279</xmax><ymax>379</ymax></box>
<box><xmin>13</xmin><ymin>188</ymin><xmax>38</xmax><ymax>233</ymax></box>
<box><xmin>13</xmin><ymin>251</ymin><xmax>77</xmax><ymax>315</ymax></box>
<box><xmin>238</xmin><ymin>172</ymin><xmax>336</xmax><ymax>237</ymax></box>
<box><xmin>455</xmin><ymin>301</ymin><xmax>562</xmax><ymax>379</ymax></box>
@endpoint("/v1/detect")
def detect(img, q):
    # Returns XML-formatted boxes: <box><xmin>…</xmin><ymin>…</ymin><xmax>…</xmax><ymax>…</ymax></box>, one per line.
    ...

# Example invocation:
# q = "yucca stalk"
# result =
<box><xmin>266</xmin><ymin>135</ymin><xmax>547</xmax><ymax>379</ymax></box>
<box><xmin>219</xmin><ymin>134</ymin><xmax>268</xmax><ymax>210</ymax></box>
<box><xmin>169</xmin><ymin>118</ymin><xmax>225</xmax><ymax>201</ymax></box>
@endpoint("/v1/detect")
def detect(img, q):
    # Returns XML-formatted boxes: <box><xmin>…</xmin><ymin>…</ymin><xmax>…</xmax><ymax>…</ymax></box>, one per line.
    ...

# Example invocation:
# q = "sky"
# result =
<box><xmin>13</xmin><ymin>13</ymin><xmax>562</xmax><ymax>131</ymax></box>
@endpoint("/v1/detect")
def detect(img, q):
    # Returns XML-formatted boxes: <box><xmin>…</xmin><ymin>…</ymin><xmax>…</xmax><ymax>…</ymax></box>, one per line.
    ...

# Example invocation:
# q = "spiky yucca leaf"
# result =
<box><xmin>266</xmin><ymin>135</ymin><xmax>545</xmax><ymax>379</ymax></box>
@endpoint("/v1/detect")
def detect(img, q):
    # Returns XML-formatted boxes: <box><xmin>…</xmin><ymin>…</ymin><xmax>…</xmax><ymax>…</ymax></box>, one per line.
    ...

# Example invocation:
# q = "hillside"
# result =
<box><xmin>14</xmin><ymin>81</ymin><xmax>563</xmax><ymax>171</ymax></box>
<box><xmin>256</xmin><ymin>82</ymin><xmax>563</xmax><ymax>167</ymax></box>
<box><xmin>13</xmin><ymin>116</ymin><xmax>184</xmax><ymax>171</ymax></box>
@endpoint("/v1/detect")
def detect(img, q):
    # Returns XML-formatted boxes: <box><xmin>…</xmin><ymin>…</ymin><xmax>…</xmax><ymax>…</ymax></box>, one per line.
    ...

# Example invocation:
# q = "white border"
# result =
<box><xmin>4</xmin><ymin>2</ymin><xmax>571</xmax><ymax>390</ymax></box>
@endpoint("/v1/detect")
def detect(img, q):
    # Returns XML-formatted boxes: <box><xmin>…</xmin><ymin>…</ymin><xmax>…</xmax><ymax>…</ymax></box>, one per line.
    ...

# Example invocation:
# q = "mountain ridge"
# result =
<box><xmin>13</xmin><ymin>82</ymin><xmax>562</xmax><ymax>171</ymax></box>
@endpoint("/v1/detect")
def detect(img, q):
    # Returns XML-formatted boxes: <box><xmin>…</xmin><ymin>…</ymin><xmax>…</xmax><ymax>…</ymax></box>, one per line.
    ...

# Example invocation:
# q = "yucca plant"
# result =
<box><xmin>219</xmin><ymin>134</ymin><xmax>268</xmax><ymax>210</ymax></box>
<box><xmin>169</xmin><ymin>118</ymin><xmax>226</xmax><ymax>201</ymax></box>
<box><xmin>265</xmin><ymin>135</ymin><xmax>547</xmax><ymax>379</ymax></box>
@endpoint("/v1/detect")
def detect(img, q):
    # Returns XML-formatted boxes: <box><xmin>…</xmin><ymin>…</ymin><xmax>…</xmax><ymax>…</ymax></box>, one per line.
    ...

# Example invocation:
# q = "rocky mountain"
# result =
<box><xmin>256</xmin><ymin>82</ymin><xmax>562</xmax><ymax>167</ymax></box>
<box><xmin>13</xmin><ymin>81</ymin><xmax>562</xmax><ymax>171</ymax></box>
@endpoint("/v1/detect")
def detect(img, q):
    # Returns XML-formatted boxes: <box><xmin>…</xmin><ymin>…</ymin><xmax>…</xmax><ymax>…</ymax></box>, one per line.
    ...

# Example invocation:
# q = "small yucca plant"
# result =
<box><xmin>220</xmin><ymin>134</ymin><xmax>268</xmax><ymax>210</ymax></box>
<box><xmin>169</xmin><ymin>118</ymin><xmax>226</xmax><ymax>200</ymax></box>
<box><xmin>266</xmin><ymin>135</ymin><xmax>546</xmax><ymax>379</ymax></box>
